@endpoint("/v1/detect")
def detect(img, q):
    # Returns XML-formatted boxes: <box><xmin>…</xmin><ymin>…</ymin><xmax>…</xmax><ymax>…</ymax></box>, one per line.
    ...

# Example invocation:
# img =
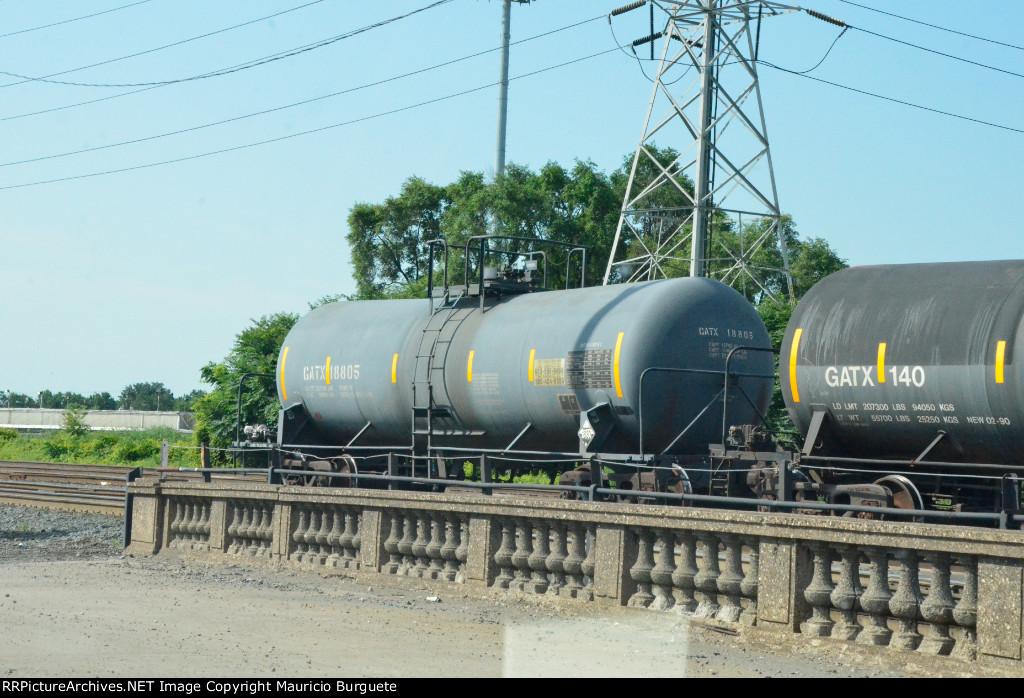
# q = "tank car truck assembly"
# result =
<box><xmin>240</xmin><ymin>243</ymin><xmax>1024</xmax><ymax>526</ymax></box>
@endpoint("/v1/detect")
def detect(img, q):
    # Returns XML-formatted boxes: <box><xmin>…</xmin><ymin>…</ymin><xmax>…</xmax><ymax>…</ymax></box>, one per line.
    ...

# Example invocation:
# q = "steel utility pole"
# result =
<box><xmin>604</xmin><ymin>0</ymin><xmax>798</xmax><ymax>305</ymax></box>
<box><xmin>494</xmin><ymin>0</ymin><xmax>532</xmax><ymax>179</ymax></box>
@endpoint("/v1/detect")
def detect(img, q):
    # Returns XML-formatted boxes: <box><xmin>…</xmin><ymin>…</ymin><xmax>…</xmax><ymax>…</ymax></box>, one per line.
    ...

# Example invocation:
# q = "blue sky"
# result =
<box><xmin>3</xmin><ymin>0</ymin><xmax>1023</xmax><ymax>398</ymax></box>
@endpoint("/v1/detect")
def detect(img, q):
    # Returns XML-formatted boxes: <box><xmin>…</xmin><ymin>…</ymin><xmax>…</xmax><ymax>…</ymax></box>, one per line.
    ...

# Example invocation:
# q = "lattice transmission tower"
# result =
<box><xmin>603</xmin><ymin>0</ymin><xmax>798</xmax><ymax>304</ymax></box>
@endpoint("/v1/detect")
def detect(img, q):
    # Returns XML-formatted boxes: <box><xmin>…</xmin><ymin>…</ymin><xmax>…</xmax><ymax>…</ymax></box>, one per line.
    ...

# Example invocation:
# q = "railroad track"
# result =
<box><xmin>0</xmin><ymin>461</ymin><xmax>267</xmax><ymax>515</ymax></box>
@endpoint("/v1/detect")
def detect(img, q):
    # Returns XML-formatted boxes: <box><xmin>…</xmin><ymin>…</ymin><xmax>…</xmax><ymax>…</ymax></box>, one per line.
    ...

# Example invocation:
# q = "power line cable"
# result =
<box><xmin>805</xmin><ymin>9</ymin><xmax>1024</xmax><ymax>82</ymax></box>
<box><xmin>0</xmin><ymin>0</ymin><xmax>455</xmax><ymax>89</ymax></box>
<box><xmin>834</xmin><ymin>0</ymin><xmax>1024</xmax><ymax>53</ymax></box>
<box><xmin>0</xmin><ymin>47</ymin><xmax>619</xmax><ymax>191</ymax></box>
<box><xmin>0</xmin><ymin>0</ymin><xmax>154</xmax><ymax>40</ymax></box>
<box><xmin>0</xmin><ymin>0</ymin><xmax>461</xmax><ymax>119</ymax></box>
<box><xmin>0</xmin><ymin>0</ymin><xmax>457</xmax><ymax>89</ymax></box>
<box><xmin>787</xmin><ymin>26</ymin><xmax>847</xmax><ymax>74</ymax></box>
<box><xmin>0</xmin><ymin>0</ymin><xmax>327</xmax><ymax>88</ymax></box>
<box><xmin>760</xmin><ymin>60</ymin><xmax>1024</xmax><ymax>135</ymax></box>
<box><xmin>851</xmin><ymin>23</ymin><xmax>1024</xmax><ymax>82</ymax></box>
<box><xmin>0</xmin><ymin>13</ymin><xmax>607</xmax><ymax>167</ymax></box>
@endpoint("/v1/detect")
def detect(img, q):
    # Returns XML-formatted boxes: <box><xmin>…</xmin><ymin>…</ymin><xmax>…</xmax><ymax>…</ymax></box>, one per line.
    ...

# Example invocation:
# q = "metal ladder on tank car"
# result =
<box><xmin>708</xmin><ymin>458</ymin><xmax>732</xmax><ymax>498</ymax></box>
<box><xmin>411</xmin><ymin>289</ymin><xmax>471</xmax><ymax>473</ymax></box>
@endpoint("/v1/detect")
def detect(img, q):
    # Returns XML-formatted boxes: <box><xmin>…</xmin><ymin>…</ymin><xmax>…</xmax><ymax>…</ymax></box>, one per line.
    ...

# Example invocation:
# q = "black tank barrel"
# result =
<box><xmin>278</xmin><ymin>277</ymin><xmax>773</xmax><ymax>455</ymax></box>
<box><xmin>782</xmin><ymin>260</ymin><xmax>1024</xmax><ymax>464</ymax></box>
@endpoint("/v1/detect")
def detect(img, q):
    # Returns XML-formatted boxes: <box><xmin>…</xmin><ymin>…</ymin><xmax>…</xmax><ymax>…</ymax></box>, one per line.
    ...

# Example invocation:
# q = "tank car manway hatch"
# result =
<box><xmin>245</xmin><ymin>235</ymin><xmax>778</xmax><ymax>498</ymax></box>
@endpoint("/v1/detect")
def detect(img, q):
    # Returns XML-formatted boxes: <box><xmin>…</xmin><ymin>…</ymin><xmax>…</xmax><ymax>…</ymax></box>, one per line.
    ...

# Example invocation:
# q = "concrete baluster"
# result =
<box><xmin>800</xmin><ymin>542</ymin><xmax>836</xmax><ymax>637</ymax></box>
<box><xmin>889</xmin><ymin>549</ymin><xmax>924</xmax><ymax>651</ymax></box>
<box><xmin>426</xmin><ymin>513</ymin><xmax>445</xmax><ymax>579</ymax></box>
<box><xmin>454</xmin><ymin>518</ymin><xmax>469</xmax><ymax>583</ymax></box>
<box><xmin>510</xmin><ymin>519</ymin><xmax>533</xmax><ymax>591</ymax></box>
<box><xmin>438</xmin><ymin>515</ymin><xmax>458</xmax><ymax>582</ymax></box>
<box><xmin>716</xmin><ymin>534</ymin><xmax>745</xmax><ymax>623</ymax></box>
<box><xmin>546</xmin><ymin>522</ymin><xmax>568</xmax><ymax>597</ymax></box>
<box><xmin>580</xmin><ymin>524</ymin><xmax>596</xmax><ymax>598</ymax></box>
<box><xmin>397</xmin><ymin>512</ymin><xmax>416</xmax><ymax>576</ymax></box>
<box><xmin>324</xmin><ymin>510</ymin><xmax>343</xmax><ymax>567</ymax></box>
<box><xmin>382</xmin><ymin>513</ymin><xmax>402</xmax><ymax>575</ymax></box>
<box><xmin>831</xmin><ymin>545</ymin><xmax>863</xmax><ymax>641</ymax></box>
<box><xmin>561</xmin><ymin>523</ymin><xmax>586</xmax><ymax>598</ymax></box>
<box><xmin>411</xmin><ymin>512</ymin><xmax>431</xmax><ymax>578</ymax></box>
<box><xmin>627</xmin><ymin>528</ymin><xmax>656</xmax><ymax>608</ymax></box>
<box><xmin>493</xmin><ymin>519</ymin><xmax>516</xmax><ymax>590</ymax></box>
<box><xmin>294</xmin><ymin>505</ymin><xmax>309</xmax><ymax>560</ymax></box>
<box><xmin>919</xmin><ymin>552</ymin><xmax>956</xmax><ymax>655</ymax></box>
<box><xmin>693</xmin><ymin>533</ymin><xmax>721</xmax><ymax>619</ymax></box>
<box><xmin>528</xmin><ymin>521</ymin><xmax>551</xmax><ymax>594</ymax></box>
<box><xmin>314</xmin><ymin>508</ymin><xmax>332</xmax><ymax>564</ymax></box>
<box><xmin>951</xmin><ymin>554</ymin><xmax>978</xmax><ymax>661</ymax></box>
<box><xmin>672</xmin><ymin>531</ymin><xmax>699</xmax><ymax>615</ymax></box>
<box><xmin>859</xmin><ymin>547</ymin><xmax>893</xmax><ymax>646</ymax></box>
<box><xmin>649</xmin><ymin>529</ymin><xmax>676</xmax><ymax>611</ymax></box>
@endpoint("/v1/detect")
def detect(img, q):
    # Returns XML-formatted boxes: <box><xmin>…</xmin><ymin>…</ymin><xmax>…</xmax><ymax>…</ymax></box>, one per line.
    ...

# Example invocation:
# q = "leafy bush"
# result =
<box><xmin>62</xmin><ymin>407</ymin><xmax>90</xmax><ymax>439</ymax></box>
<box><xmin>0</xmin><ymin>427</ymin><xmax>18</xmax><ymax>442</ymax></box>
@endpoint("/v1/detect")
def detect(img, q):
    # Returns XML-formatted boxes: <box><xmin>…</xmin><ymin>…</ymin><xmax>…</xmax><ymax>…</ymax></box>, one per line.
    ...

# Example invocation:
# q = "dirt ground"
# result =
<box><xmin>0</xmin><ymin>506</ymin><xmax>999</xmax><ymax>678</ymax></box>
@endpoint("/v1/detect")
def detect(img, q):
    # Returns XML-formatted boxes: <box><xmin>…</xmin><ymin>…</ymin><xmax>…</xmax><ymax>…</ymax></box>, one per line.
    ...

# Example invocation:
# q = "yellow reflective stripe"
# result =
<box><xmin>325</xmin><ymin>356</ymin><xmax>332</xmax><ymax>385</ymax></box>
<box><xmin>789</xmin><ymin>329</ymin><xmax>803</xmax><ymax>403</ymax></box>
<box><xmin>877</xmin><ymin>343</ymin><xmax>887</xmax><ymax>384</ymax></box>
<box><xmin>280</xmin><ymin>346</ymin><xmax>290</xmax><ymax>401</ymax></box>
<box><xmin>467</xmin><ymin>350</ymin><xmax>475</xmax><ymax>383</ymax></box>
<box><xmin>613</xmin><ymin>332</ymin><xmax>624</xmax><ymax>398</ymax></box>
<box><xmin>392</xmin><ymin>353</ymin><xmax>399</xmax><ymax>384</ymax></box>
<box><xmin>996</xmin><ymin>341</ymin><xmax>1007</xmax><ymax>384</ymax></box>
<box><xmin>528</xmin><ymin>349</ymin><xmax>535</xmax><ymax>382</ymax></box>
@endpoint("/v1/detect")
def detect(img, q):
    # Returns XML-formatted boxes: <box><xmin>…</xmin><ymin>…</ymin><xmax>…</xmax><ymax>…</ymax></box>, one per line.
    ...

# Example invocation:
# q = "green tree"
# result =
<box><xmin>346</xmin><ymin>160</ymin><xmax>620</xmax><ymax>298</ymax></box>
<box><xmin>37</xmin><ymin>390</ymin><xmax>87</xmax><ymax>409</ymax></box>
<box><xmin>86</xmin><ymin>392</ymin><xmax>117</xmax><ymax>410</ymax></box>
<box><xmin>118</xmin><ymin>382</ymin><xmax>173</xmax><ymax>411</ymax></box>
<box><xmin>61</xmin><ymin>406</ymin><xmax>90</xmax><ymax>439</ymax></box>
<box><xmin>347</xmin><ymin>177</ymin><xmax>447</xmax><ymax>299</ymax></box>
<box><xmin>171</xmin><ymin>389</ymin><xmax>206</xmax><ymax>412</ymax></box>
<box><xmin>192</xmin><ymin>313</ymin><xmax>298</xmax><ymax>458</ymax></box>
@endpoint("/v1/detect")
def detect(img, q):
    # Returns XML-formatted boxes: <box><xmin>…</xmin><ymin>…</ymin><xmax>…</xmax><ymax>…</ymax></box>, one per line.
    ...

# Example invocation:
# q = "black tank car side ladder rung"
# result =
<box><xmin>411</xmin><ymin>291</ymin><xmax>466</xmax><ymax>462</ymax></box>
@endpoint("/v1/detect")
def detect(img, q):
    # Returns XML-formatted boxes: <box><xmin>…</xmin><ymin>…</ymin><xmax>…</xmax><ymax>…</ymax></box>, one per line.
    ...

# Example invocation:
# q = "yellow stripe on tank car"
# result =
<box><xmin>528</xmin><ymin>349</ymin><xmax>535</xmax><ymax>382</ymax></box>
<box><xmin>392</xmin><ymin>353</ymin><xmax>399</xmax><ymax>384</ymax></box>
<box><xmin>614</xmin><ymin>332</ymin><xmax>624</xmax><ymax>398</ymax></box>
<box><xmin>996</xmin><ymin>341</ymin><xmax>1007</xmax><ymax>384</ymax></box>
<box><xmin>467</xmin><ymin>350</ymin><xmax>475</xmax><ymax>383</ymax></box>
<box><xmin>877</xmin><ymin>343</ymin><xmax>887</xmax><ymax>384</ymax></box>
<box><xmin>280</xmin><ymin>346</ymin><xmax>290</xmax><ymax>401</ymax></box>
<box><xmin>325</xmin><ymin>356</ymin><xmax>332</xmax><ymax>385</ymax></box>
<box><xmin>789</xmin><ymin>329</ymin><xmax>803</xmax><ymax>403</ymax></box>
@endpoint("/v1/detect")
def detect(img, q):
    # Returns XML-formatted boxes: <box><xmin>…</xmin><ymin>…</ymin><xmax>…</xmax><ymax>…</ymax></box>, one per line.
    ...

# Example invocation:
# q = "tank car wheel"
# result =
<box><xmin>664</xmin><ymin>465</ymin><xmax>692</xmax><ymax>507</ymax></box>
<box><xmin>873</xmin><ymin>475</ymin><xmax>924</xmax><ymax>521</ymax></box>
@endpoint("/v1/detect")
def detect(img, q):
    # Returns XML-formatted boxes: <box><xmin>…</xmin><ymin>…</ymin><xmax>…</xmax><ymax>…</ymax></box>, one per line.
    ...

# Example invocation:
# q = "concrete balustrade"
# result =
<box><xmin>127</xmin><ymin>481</ymin><xmax>1024</xmax><ymax>672</ymax></box>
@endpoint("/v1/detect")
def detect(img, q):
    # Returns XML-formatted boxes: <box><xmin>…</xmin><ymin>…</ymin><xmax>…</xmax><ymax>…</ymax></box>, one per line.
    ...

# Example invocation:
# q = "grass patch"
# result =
<box><xmin>0</xmin><ymin>429</ymin><xmax>198</xmax><ymax>467</ymax></box>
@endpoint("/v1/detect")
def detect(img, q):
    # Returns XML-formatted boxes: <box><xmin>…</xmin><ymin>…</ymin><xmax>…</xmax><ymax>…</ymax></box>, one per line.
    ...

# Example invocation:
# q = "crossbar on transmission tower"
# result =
<box><xmin>603</xmin><ymin>0</ymin><xmax>798</xmax><ymax>305</ymax></box>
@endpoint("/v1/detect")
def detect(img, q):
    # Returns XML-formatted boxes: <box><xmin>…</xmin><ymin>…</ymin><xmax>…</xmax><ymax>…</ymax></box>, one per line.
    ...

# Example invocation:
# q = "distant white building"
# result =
<box><xmin>0</xmin><ymin>408</ymin><xmax>194</xmax><ymax>433</ymax></box>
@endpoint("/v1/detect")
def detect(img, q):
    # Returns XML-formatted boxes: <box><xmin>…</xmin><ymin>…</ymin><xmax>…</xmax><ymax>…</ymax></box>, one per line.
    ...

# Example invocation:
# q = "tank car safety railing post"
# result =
<box><xmin>721</xmin><ymin>345</ymin><xmax>780</xmax><ymax>447</ymax></box>
<box><xmin>566</xmin><ymin>247</ymin><xmax>587</xmax><ymax>289</ymax></box>
<box><xmin>424</xmin><ymin>238</ymin><xmax>449</xmax><ymax>315</ymax></box>
<box><xmin>234</xmin><ymin>372</ymin><xmax>274</xmax><ymax>467</ymax></box>
<box><xmin>525</xmin><ymin>251</ymin><xmax>547</xmax><ymax>290</ymax></box>
<box><xmin>462</xmin><ymin>236</ymin><xmax>593</xmax><ymax>307</ymax></box>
